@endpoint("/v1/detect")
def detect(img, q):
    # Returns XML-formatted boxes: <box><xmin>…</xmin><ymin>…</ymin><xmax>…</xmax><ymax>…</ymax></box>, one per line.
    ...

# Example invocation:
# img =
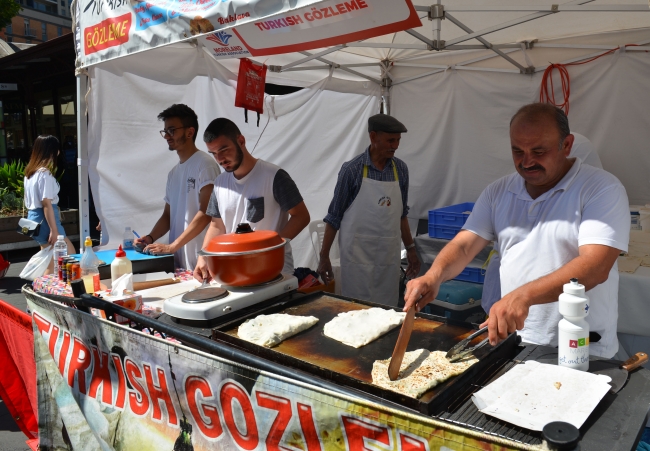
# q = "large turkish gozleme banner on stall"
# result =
<box><xmin>25</xmin><ymin>290</ymin><xmax>524</xmax><ymax>451</ymax></box>
<box><xmin>75</xmin><ymin>0</ymin><xmax>421</xmax><ymax>68</ymax></box>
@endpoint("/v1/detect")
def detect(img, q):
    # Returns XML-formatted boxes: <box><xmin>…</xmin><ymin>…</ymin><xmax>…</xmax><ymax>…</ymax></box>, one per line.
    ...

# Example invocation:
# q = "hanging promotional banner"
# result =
<box><xmin>75</xmin><ymin>0</ymin><xmax>420</xmax><ymax>68</ymax></box>
<box><xmin>25</xmin><ymin>289</ymin><xmax>525</xmax><ymax>451</ymax></box>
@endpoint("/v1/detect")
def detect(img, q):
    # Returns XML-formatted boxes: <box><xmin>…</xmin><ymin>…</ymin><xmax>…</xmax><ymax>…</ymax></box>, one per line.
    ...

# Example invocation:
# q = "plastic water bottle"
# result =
<box><xmin>558</xmin><ymin>278</ymin><xmax>590</xmax><ymax>371</ymax></box>
<box><xmin>54</xmin><ymin>235</ymin><xmax>67</xmax><ymax>280</ymax></box>
<box><xmin>80</xmin><ymin>236</ymin><xmax>101</xmax><ymax>293</ymax></box>
<box><xmin>123</xmin><ymin>227</ymin><xmax>134</xmax><ymax>250</ymax></box>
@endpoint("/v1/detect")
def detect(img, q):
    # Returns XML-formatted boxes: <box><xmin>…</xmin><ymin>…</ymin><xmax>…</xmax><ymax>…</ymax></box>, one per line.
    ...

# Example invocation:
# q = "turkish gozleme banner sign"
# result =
<box><xmin>75</xmin><ymin>0</ymin><xmax>421</xmax><ymax>68</ymax></box>
<box><xmin>25</xmin><ymin>290</ymin><xmax>527</xmax><ymax>451</ymax></box>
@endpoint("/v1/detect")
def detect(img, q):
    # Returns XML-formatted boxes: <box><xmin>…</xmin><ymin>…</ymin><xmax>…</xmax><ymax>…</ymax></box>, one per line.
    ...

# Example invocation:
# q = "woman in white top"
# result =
<box><xmin>24</xmin><ymin>136</ymin><xmax>75</xmax><ymax>271</ymax></box>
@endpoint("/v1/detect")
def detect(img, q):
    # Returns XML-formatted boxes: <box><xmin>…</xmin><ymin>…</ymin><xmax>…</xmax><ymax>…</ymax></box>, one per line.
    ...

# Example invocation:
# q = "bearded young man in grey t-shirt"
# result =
<box><xmin>194</xmin><ymin>118</ymin><xmax>311</xmax><ymax>281</ymax></box>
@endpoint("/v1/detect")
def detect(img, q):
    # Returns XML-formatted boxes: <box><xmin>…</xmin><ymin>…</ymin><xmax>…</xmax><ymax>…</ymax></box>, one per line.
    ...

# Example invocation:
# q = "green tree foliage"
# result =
<box><xmin>0</xmin><ymin>0</ymin><xmax>21</xmax><ymax>31</ymax></box>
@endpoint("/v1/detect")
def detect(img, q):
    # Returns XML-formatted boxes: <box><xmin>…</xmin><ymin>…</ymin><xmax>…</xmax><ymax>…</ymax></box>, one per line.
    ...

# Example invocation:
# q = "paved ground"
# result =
<box><xmin>0</xmin><ymin>251</ymin><xmax>35</xmax><ymax>451</ymax></box>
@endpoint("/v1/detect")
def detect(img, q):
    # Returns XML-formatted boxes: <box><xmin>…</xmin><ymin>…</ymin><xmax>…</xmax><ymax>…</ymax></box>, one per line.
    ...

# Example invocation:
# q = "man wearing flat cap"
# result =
<box><xmin>318</xmin><ymin>114</ymin><xmax>420</xmax><ymax>305</ymax></box>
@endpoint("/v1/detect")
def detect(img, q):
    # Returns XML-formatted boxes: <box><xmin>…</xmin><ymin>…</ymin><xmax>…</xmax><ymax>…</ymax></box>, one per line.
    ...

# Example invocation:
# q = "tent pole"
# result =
<box><xmin>76</xmin><ymin>73</ymin><xmax>90</xmax><ymax>251</ymax></box>
<box><xmin>443</xmin><ymin>0</ymin><xmax>597</xmax><ymax>48</ymax></box>
<box><xmin>444</xmin><ymin>12</ymin><xmax>531</xmax><ymax>73</ymax></box>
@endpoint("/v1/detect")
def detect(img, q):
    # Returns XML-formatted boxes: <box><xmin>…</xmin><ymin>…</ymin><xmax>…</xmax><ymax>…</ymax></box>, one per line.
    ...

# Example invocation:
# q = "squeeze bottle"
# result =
<box><xmin>558</xmin><ymin>278</ymin><xmax>590</xmax><ymax>371</ymax></box>
<box><xmin>80</xmin><ymin>236</ymin><xmax>101</xmax><ymax>293</ymax></box>
<box><xmin>54</xmin><ymin>235</ymin><xmax>67</xmax><ymax>280</ymax></box>
<box><xmin>111</xmin><ymin>245</ymin><xmax>133</xmax><ymax>284</ymax></box>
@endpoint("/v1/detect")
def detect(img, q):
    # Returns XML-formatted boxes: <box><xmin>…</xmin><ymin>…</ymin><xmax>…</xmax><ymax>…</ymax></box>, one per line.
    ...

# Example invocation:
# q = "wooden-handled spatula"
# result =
<box><xmin>388</xmin><ymin>306</ymin><xmax>416</xmax><ymax>381</ymax></box>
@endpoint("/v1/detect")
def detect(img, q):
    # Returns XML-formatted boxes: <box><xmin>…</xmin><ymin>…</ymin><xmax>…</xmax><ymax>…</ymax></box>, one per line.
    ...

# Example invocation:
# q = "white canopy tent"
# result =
<box><xmin>75</xmin><ymin>0</ymin><xmax>650</xmax><ymax>271</ymax></box>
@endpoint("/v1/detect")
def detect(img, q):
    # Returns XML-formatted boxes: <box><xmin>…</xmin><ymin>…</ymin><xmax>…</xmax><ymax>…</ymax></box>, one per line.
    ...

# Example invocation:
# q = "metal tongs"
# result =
<box><xmin>446</xmin><ymin>326</ymin><xmax>490</xmax><ymax>362</ymax></box>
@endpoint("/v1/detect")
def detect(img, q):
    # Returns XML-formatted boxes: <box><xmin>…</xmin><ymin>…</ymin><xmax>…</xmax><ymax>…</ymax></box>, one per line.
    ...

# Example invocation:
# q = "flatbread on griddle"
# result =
<box><xmin>372</xmin><ymin>350</ymin><xmax>478</xmax><ymax>398</ymax></box>
<box><xmin>323</xmin><ymin>308</ymin><xmax>406</xmax><ymax>348</ymax></box>
<box><xmin>238</xmin><ymin>314</ymin><xmax>318</xmax><ymax>347</ymax></box>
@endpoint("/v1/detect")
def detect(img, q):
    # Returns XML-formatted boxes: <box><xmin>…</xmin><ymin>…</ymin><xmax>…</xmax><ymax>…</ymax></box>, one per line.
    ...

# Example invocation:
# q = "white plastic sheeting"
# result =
<box><xmin>391</xmin><ymin>46</ymin><xmax>650</xmax><ymax>218</ymax></box>
<box><xmin>87</xmin><ymin>45</ymin><xmax>380</xmax><ymax>269</ymax></box>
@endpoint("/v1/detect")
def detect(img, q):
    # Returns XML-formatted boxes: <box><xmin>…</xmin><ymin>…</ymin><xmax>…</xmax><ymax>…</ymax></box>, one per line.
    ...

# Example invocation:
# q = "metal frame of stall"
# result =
<box><xmin>75</xmin><ymin>1</ymin><xmax>650</xmax><ymax>249</ymax></box>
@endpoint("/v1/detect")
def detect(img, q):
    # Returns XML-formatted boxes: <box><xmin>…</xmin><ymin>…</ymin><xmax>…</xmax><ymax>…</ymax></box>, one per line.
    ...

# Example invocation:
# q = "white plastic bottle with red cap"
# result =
<box><xmin>110</xmin><ymin>245</ymin><xmax>132</xmax><ymax>285</ymax></box>
<box><xmin>558</xmin><ymin>278</ymin><xmax>590</xmax><ymax>371</ymax></box>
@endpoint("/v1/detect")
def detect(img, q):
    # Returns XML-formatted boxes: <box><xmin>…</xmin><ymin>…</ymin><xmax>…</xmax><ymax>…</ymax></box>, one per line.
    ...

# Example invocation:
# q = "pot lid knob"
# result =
<box><xmin>236</xmin><ymin>223</ymin><xmax>253</xmax><ymax>234</ymax></box>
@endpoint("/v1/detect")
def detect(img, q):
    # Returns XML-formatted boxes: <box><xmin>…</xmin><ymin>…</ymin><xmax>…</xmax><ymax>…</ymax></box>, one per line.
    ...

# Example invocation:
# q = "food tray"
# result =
<box><xmin>210</xmin><ymin>292</ymin><xmax>519</xmax><ymax>414</ymax></box>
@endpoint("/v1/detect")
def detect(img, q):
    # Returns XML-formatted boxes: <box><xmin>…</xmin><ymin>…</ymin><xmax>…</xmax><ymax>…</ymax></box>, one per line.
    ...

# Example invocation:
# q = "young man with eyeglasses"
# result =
<box><xmin>133</xmin><ymin>104</ymin><xmax>220</xmax><ymax>270</ymax></box>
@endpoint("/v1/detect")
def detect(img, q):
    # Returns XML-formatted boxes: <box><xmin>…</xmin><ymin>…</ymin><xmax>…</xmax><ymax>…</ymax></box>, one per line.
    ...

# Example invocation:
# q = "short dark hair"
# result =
<box><xmin>510</xmin><ymin>103</ymin><xmax>570</xmax><ymax>145</ymax></box>
<box><xmin>203</xmin><ymin>118</ymin><xmax>241</xmax><ymax>144</ymax></box>
<box><xmin>158</xmin><ymin>104</ymin><xmax>199</xmax><ymax>142</ymax></box>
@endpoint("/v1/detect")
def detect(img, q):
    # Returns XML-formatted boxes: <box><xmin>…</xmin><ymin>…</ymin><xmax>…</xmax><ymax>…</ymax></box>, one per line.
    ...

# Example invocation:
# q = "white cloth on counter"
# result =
<box><xmin>464</xmin><ymin>159</ymin><xmax>630</xmax><ymax>358</ymax></box>
<box><xmin>164</xmin><ymin>150</ymin><xmax>220</xmax><ymax>271</ymax></box>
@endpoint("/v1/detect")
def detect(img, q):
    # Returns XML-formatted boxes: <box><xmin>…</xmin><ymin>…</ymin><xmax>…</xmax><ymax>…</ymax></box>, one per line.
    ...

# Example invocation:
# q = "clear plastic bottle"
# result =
<box><xmin>558</xmin><ymin>278</ymin><xmax>590</xmax><ymax>371</ymax></box>
<box><xmin>123</xmin><ymin>227</ymin><xmax>134</xmax><ymax>250</ymax></box>
<box><xmin>111</xmin><ymin>245</ymin><xmax>133</xmax><ymax>284</ymax></box>
<box><xmin>53</xmin><ymin>235</ymin><xmax>68</xmax><ymax>280</ymax></box>
<box><xmin>80</xmin><ymin>236</ymin><xmax>101</xmax><ymax>293</ymax></box>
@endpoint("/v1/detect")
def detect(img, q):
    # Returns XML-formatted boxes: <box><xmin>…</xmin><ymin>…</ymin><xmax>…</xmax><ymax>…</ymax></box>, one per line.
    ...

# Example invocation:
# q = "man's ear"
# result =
<box><xmin>562</xmin><ymin>133</ymin><xmax>575</xmax><ymax>156</ymax></box>
<box><xmin>187</xmin><ymin>126</ymin><xmax>196</xmax><ymax>141</ymax></box>
<box><xmin>237</xmin><ymin>134</ymin><xmax>246</xmax><ymax>147</ymax></box>
<box><xmin>369</xmin><ymin>131</ymin><xmax>377</xmax><ymax>143</ymax></box>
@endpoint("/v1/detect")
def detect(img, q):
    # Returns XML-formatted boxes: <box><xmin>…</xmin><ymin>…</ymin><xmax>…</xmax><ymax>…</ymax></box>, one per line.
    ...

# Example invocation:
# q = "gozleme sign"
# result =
<box><xmin>27</xmin><ymin>289</ymin><xmax>519</xmax><ymax>451</ymax></box>
<box><xmin>76</xmin><ymin>0</ymin><xmax>420</xmax><ymax>67</ymax></box>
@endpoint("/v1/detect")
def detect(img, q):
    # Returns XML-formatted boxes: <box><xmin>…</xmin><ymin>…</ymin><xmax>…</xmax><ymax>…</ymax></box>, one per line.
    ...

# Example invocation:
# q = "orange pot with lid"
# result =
<box><xmin>198</xmin><ymin>223</ymin><xmax>286</xmax><ymax>286</ymax></box>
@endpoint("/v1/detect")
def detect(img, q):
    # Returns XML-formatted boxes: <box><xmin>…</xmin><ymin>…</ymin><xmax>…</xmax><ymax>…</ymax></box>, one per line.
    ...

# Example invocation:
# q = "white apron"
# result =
<box><xmin>339</xmin><ymin>163</ymin><xmax>402</xmax><ymax>305</ymax></box>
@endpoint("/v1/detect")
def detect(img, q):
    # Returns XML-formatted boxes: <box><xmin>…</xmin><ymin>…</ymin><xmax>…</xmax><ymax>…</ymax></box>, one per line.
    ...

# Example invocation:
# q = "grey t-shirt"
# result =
<box><xmin>206</xmin><ymin>169</ymin><xmax>302</xmax><ymax>218</ymax></box>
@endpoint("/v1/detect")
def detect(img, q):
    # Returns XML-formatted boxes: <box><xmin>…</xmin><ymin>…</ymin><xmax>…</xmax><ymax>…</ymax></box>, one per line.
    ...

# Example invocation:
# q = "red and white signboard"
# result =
<box><xmin>75</xmin><ymin>0</ymin><xmax>420</xmax><ymax>67</ymax></box>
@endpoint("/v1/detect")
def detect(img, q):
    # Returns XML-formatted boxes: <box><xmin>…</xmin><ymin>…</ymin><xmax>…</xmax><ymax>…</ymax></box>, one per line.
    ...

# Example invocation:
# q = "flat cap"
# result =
<box><xmin>368</xmin><ymin>114</ymin><xmax>408</xmax><ymax>134</ymax></box>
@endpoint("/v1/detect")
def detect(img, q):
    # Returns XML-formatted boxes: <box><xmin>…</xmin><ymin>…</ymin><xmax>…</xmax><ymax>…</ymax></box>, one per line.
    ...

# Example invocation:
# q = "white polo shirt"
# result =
<box><xmin>464</xmin><ymin>159</ymin><xmax>630</xmax><ymax>357</ymax></box>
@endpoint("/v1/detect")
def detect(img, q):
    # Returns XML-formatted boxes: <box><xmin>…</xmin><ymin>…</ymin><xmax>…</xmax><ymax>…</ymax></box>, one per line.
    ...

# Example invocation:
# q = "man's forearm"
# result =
<box><xmin>319</xmin><ymin>223</ymin><xmax>337</xmax><ymax>259</ymax></box>
<box><xmin>148</xmin><ymin>214</ymin><xmax>171</xmax><ymax>242</ymax></box>
<box><xmin>169</xmin><ymin>212</ymin><xmax>211</xmax><ymax>252</ymax></box>
<box><xmin>400</xmin><ymin>216</ymin><xmax>414</xmax><ymax>247</ymax></box>
<box><xmin>279</xmin><ymin>215</ymin><xmax>309</xmax><ymax>240</ymax></box>
<box><xmin>424</xmin><ymin>231</ymin><xmax>487</xmax><ymax>282</ymax></box>
<box><xmin>202</xmin><ymin>219</ymin><xmax>224</xmax><ymax>248</ymax></box>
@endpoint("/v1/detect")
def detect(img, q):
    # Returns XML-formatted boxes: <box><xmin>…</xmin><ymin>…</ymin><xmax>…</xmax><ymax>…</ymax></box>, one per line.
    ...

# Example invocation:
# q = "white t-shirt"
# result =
<box><xmin>481</xmin><ymin>133</ymin><xmax>603</xmax><ymax>314</ymax></box>
<box><xmin>209</xmin><ymin>159</ymin><xmax>302</xmax><ymax>273</ymax></box>
<box><xmin>24</xmin><ymin>168</ymin><xmax>59</xmax><ymax>209</ymax></box>
<box><xmin>464</xmin><ymin>159</ymin><xmax>630</xmax><ymax>357</ymax></box>
<box><xmin>164</xmin><ymin>150</ymin><xmax>220</xmax><ymax>270</ymax></box>
<box><xmin>571</xmin><ymin>133</ymin><xmax>603</xmax><ymax>169</ymax></box>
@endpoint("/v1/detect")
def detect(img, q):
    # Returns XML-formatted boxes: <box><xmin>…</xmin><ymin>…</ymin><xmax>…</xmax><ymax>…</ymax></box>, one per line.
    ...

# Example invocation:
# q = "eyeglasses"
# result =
<box><xmin>160</xmin><ymin>126</ymin><xmax>187</xmax><ymax>138</ymax></box>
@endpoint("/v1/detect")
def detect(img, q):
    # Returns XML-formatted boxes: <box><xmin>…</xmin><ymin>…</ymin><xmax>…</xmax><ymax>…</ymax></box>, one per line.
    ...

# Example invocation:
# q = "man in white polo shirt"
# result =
<box><xmin>404</xmin><ymin>103</ymin><xmax>629</xmax><ymax>357</ymax></box>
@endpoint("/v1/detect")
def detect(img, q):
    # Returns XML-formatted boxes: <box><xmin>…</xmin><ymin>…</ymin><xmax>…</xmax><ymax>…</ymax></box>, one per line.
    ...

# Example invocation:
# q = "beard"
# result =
<box><xmin>169</xmin><ymin>134</ymin><xmax>187</xmax><ymax>151</ymax></box>
<box><xmin>223</xmin><ymin>142</ymin><xmax>244</xmax><ymax>172</ymax></box>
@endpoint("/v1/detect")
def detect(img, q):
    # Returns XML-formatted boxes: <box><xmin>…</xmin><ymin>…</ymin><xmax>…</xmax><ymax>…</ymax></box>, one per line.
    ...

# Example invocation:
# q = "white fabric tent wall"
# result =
<box><xmin>391</xmin><ymin>47</ymin><xmax>650</xmax><ymax>220</ymax></box>
<box><xmin>87</xmin><ymin>45</ymin><xmax>380</xmax><ymax>269</ymax></box>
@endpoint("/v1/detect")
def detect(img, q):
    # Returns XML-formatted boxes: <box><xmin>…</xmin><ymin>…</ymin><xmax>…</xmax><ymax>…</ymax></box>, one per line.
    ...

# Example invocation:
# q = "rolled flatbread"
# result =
<box><xmin>323</xmin><ymin>307</ymin><xmax>406</xmax><ymax>348</ymax></box>
<box><xmin>372</xmin><ymin>350</ymin><xmax>478</xmax><ymax>398</ymax></box>
<box><xmin>238</xmin><ymin>314</ymin><xmax>318</xmax><ymax>347</ymax></box>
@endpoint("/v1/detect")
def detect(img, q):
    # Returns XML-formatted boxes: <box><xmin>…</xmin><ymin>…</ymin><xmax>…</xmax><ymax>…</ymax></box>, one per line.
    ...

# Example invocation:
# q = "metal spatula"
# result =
<box><xmin>388</xmin><ymin>306</ymin><xmax>416</xmax><ymax>381</ymax></box>
<box><xmin>446</xmin><ymin>326</ymin><xmax>489</xmax><ymax>362</ymax></box>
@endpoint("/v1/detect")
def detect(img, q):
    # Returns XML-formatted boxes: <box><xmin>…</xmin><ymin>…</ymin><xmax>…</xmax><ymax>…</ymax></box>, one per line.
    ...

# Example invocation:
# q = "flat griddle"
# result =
<box><xmin>212</xmin><ymin>291</ymin><xmax>520</xmax><ymax>414</ymax></box>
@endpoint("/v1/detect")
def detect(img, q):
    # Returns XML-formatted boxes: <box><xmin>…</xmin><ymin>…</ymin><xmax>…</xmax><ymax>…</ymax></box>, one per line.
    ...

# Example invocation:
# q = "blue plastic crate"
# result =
<box><xmin>428</xmin><ymin>202</ymin><xmax>475</xmax><ymax>228</ymax></box>
<box><xmin>453</xmin><ymin>266</ymin><xmax>485</xmax><ymax>284</ymax></box>
<box><xmin>428</xmin><ymin>224</ymin><xmax>461</xmax><ymax>240</ymax></box>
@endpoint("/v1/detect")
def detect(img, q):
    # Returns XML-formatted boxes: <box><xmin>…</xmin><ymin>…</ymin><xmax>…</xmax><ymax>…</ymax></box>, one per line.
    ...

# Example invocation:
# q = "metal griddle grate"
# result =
<box><xmin>432</xmin><ymin>358</ymin><xmax>543</xmax><ymax>446</ymax></box>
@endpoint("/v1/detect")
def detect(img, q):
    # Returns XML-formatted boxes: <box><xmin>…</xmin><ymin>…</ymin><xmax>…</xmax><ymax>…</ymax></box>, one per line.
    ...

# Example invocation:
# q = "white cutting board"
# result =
<box><xmin>472</xmin><ymin>360</ymin><xmax>612</xmax><ymax>431</ymax></box>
